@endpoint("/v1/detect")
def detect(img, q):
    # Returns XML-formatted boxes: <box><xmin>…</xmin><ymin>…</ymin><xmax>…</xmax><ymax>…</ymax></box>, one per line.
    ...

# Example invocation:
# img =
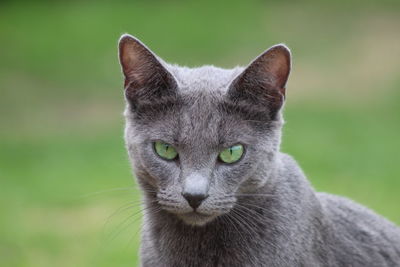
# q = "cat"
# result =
<box><xmin>118</xmin><ymin>34</ymin><xmax>400</xmax><ymax>267</ymax></box>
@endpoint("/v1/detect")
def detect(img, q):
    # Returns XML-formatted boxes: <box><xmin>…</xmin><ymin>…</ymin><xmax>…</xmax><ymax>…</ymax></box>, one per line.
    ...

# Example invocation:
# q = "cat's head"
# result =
<box><xmin>118</xmin><ymin>34</ymin><xmax>291</xmax><ymax>226</ymax></box>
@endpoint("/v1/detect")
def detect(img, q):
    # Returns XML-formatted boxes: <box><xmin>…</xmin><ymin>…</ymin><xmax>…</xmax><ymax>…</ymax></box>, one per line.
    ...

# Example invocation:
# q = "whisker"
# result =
<box><xmin>236</xmin><ymin>202</ymin><xmax>275</xmax><ymax>222</ymax></box>
<box><xmin>223</xmin><ymin>212</ymin><xmax>247</xmax><ymax>244</ymax></box>
<box><xmin>104</xmin><ymin>204</ymin><xmax>159</xmax><ymax>245</ymax></box>
<box><xmin>238</xmin><ymin>202</ymin><xmax>273</xmax><ymax>213</ymax></box>
<box><xmin>103</xmin><ymin>201</ymin><xmax>143</xmax><ymax>229</ymax></box>
<box><xmin>78</xmin><ymin>186</ymin><xmax>140</xmax><ymax>199</ymax></box>
<box><xmin>229</xmin><ymin>209</ymin><xmax>257</xmax><ymax>239</ymax></box>
<box><xmin>234</xmin><ymin>193</ymin><xmax>276</xmax><ymax>197</ymax></box>
<box><xmin>125</xmin><ymin>207</ymin><xmax>163</xmax><ymax>252</ymax></box>
<box><xmin>102</xmin><ymin>197</ymin><xmax>160</xmax><ymax>233</ymax></box>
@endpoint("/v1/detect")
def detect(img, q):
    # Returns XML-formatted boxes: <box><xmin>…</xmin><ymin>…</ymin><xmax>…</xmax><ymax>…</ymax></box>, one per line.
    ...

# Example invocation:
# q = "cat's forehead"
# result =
<box><xmin>174</xmin><ymin>89</ymin><xmax>256</xmax><ymax>149</ymax></box>
<box><xmin>168</xmin><ymin>64</ymin><xmax>244</xmax><ymax>93</ymax></box>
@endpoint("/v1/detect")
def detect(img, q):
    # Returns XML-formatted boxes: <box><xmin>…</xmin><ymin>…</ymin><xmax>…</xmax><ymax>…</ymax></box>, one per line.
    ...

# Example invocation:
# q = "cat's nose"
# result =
<box><xmin>182</xmin><ymin>172</ymin><xmax>210</xmax><ymax>209</ymax></box>
<box><xmin>182</xmin><ymin>192</ymin><xmax>209</xmax><ymax>210</ymax></box>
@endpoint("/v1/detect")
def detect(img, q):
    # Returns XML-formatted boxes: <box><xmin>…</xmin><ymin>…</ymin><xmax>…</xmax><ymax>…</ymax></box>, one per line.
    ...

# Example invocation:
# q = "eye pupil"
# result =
<box><xmin>154</xmin><ymin>141</ymin><xmax>178</xmax><ymax>160</ymax></box>
<box><xmin>219</xmin><ymin>144</ymin><xmax>244</xmax><ymax>164</ymax></box>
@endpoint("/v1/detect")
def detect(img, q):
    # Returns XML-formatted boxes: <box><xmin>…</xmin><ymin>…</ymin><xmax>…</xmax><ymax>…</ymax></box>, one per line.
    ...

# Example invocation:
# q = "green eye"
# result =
<box><xmin>154</xmin><ymin>141</ymin><xmax>178</xmax><ymax>160</ymax></box>
<box><xmin>219</xmin><ymin>144</ymin><xmax>244</xmax><ymax>164</ymax></box>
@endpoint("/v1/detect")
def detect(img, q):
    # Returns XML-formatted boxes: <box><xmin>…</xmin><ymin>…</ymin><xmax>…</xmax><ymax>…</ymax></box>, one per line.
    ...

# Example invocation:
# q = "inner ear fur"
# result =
<box><xmin>228</xmin><ymin>44</ymin><xmax>291</xmax><ymax>119</ymax></box>
<box><xmin>118</xmin><ymin>34</ymin><xmax>177</xmax><ymax>103</ymax></box>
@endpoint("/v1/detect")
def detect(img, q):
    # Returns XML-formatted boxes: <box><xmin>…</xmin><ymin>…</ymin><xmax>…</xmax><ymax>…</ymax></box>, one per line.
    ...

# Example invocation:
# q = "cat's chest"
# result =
<box><xmin>143</xmin><ymin>225</ymin><xmax>271</xmax><ymax>267</ymax></box>
<box><xmin>141</xmin><ymin>209</ymin><xmax>297</xmax><ymax>266</ymax></box>
<box><xmin>155</xmin><ymin>241</ymin><xmax>256</xmax><ymax>267</ymax></box>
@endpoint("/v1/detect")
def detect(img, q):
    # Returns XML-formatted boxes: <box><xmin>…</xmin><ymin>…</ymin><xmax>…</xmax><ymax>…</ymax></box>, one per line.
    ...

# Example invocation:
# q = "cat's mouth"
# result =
<box><xmin>177</xmin><ymin>211</ymin><xmax>218</xmax><ymax>226</ymax></box>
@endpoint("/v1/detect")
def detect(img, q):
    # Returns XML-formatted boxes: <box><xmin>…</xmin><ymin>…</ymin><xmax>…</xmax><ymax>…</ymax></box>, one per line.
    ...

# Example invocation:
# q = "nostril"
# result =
<box><xmin>182</xmin><ymin>192</ymin><xmax>209</xmax><ymax>209</ymax></box>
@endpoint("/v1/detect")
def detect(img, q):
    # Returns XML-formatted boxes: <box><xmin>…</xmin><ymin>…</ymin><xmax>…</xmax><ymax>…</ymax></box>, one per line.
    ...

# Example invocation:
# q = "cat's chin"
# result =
<box><xmin>177</xmin><ymin>212</ymin><xmax>218</xmax><ymax>226</ymax></box>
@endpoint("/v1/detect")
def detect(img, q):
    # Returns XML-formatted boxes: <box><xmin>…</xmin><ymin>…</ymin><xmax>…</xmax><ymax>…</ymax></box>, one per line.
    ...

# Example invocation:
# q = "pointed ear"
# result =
<box><xmin>227</xmin><ymin>44</ymin><xmax>291</xmax><ymax>119</ymax></box>
<box><xmin>118</xmin><ymin>34</ymin><xmax>177</xmax><ymax>106</ymax></box>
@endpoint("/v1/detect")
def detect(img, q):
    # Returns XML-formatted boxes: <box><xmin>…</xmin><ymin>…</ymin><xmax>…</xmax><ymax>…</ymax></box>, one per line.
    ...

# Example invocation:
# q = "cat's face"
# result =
<box><xmin>119</xmin><ymin>34</ymin><xmax>291</xmax><ymax>226</ymax></box>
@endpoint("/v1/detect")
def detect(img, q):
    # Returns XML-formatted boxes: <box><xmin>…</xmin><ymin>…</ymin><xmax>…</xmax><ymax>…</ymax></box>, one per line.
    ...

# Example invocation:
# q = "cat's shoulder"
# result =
<box><xmin>318</xmin><ymin>192</ymin><xmax>400</xmax><ymax>245</ymax></box>
<box><xmin>276</xmin><ymin>152</ymin><xmax>305</xmax><ymax>177</ymax></box>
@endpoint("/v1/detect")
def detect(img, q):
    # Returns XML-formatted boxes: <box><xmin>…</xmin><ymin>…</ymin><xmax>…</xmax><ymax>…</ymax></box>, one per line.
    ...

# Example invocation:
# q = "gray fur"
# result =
<box><xmin>118</xmin><ymin>34</ymin><xmax>400</xmax><ymax>266</ymax></box>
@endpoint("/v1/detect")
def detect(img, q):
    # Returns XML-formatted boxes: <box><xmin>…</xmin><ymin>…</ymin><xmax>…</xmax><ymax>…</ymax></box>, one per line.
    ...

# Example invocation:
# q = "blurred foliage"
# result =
<box><xmin>0</xmin><ymin>0</ymin><xmax>399</xmax><ymax>266</ymax></box>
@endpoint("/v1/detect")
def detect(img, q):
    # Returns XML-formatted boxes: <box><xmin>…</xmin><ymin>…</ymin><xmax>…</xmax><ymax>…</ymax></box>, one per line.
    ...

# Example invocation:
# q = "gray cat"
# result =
<box><xmin>118</xmin><ymin>34</ymin><xmax>400</xmax><ymax>267</ymax></box>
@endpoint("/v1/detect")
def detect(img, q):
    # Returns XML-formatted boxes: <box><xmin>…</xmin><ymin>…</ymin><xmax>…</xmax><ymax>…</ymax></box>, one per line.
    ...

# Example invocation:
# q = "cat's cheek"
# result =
<box><xmin>139</xmin><ymin>151</ymin><xmax>179</xmax><ymax>186</ymax></box>
<box><xmin>229</xmin><ymin>160</ymin><xmax>261</xmax><ymax>191</ymax></box>
<box><xmin>213</xmin><ymin>164</ymin><xmax>250</xmax><ymax>193</ymax></box>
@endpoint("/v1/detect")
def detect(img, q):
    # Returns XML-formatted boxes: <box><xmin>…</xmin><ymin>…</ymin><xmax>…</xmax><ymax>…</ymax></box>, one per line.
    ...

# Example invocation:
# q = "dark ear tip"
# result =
<box><xmin>269</xmin><ymin>43</ymin><xmax>291</xmax><ymax>58</ymax></box>
<box><xmin>118</xmin><ymin>33</ymin><xmax>142</xmax><ymax>48</ymax></box>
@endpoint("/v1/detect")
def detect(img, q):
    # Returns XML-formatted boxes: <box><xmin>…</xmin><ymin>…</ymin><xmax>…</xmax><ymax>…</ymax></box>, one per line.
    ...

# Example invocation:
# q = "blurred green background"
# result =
<box><xmin>0</xmin><ymin>0</ymin><xmax>399</xmax><ymax>266</ymax></box>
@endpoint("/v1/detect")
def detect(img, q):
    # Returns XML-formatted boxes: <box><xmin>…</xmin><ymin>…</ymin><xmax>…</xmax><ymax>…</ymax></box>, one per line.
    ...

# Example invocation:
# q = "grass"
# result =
<box><xmin>0</xmin><ymin>0</ymin><xmax>399</xmax><ymax>266</ymax></box>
